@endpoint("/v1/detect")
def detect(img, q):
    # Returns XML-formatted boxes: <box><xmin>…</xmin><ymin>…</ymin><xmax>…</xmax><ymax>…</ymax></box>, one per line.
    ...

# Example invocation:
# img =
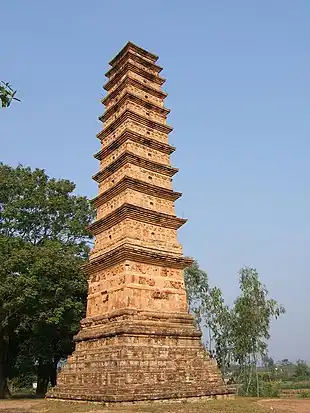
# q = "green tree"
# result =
<box><xmin>293</xmin><ymin>360</ymin><xmax>310</xmax><ymax>381</ymax></box>
<box><xmin>0</xmin><ymin>82</ymin><xmax>20</xmax><ymax>108</ymax></box>
<box><xmin>184</xmin><ymin>262</ymin><xmax>233</xmax><ymax>374</ymax></box>
<box><xmin>184</xmin><ymin>261</ymin><xmax>210</xmax><ymax>333</ymax></box>
<box><xmin>231</xmin><ymin>267</ymin><xmax>285</xmax><ymax>396</ymax></box>
<box><xmin>279</xmin><ymin>358</ymin><xmax>292</xmax><ymax>366</ymax></box>
<box><xmin>0</xmin><ymin>164</ymin><xmax>95</xmax><ymax>398</ymax></box>
<box><xmin>207</xmin><ymin>286</ymin><xmax>233</xmax><ymax>375</ymax></box>
<box><xmin>14</xmin><ymin>241</ymin><xmax>88</xmax><ymax>396</ymax></box>
<box><xmin>0</xmin><ymin>236</ymin><xmax>37</xmax><ymax>398</ymax></box>
<box><xmin>184</xmin><ymin>262</ymin><xmax>285</xmax><ymax>392</ymax></box>
<box><xmin>262</xmin><ymin>355</ymin><xmax>275</xmax><ymax>368</ymax></box>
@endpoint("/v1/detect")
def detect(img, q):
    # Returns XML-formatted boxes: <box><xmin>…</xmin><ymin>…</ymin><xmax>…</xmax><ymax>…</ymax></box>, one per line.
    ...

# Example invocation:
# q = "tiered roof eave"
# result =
<box><xmin>92</xmin><ymin>151</ymin><xmax>178</xmax><ymax>183</ymax></box>
<box><xmin>96</xmin><ymin>110</ymin><xmax>173</xmax><ymax>141</ymax></box>
<box><xmin>84</xmin><ymin>244</ymin><xmax>193</xmax><ymax>275</ymax></box>
<box><xmin>99</xmin><ymin>92</ymin><xmax>170</xmax><ymax>124</ymax></box>
<box><xmin>109</xmin><ymin>42</ymin><xmax>159</xmax><ymax>67</ymax></box>
<box><xmin>93</xmin><ymin>130</ymin><xmax>175</xmax><ymax>161</ymax></box>
<box><xmin>105</xmin><ymin>49</ymin><xmax>163</xmax><ymax>78</ymax></box>
<box><xmin>101</xmin><ymin>76</ymin><xmax>168</xmax><ymax>106</ymax></box>
<box><xmin>91</xmin><ymin>177</ymin><xmax>182</xmax><ymax>208</ymax></box>
<box><xmin>88</xmin><ymin>203</ymin><xmax>187</xmax><ymax>235</ymax></box>
<box><xmin>104</xmin><ymin>62</ymin><xmax>166</xmax><ymax>92</ymax></box>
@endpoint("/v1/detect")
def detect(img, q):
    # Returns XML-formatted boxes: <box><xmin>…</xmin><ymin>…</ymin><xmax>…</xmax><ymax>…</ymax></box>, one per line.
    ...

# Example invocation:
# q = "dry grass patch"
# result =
<box><xmin>32</xmin><ymin>397</ymin><xmax>268</xmax><ymax>413</ymax></box>
<box><xmin>3</xmin><ymin>397</ymin><xmax>310</xmax><ymax>413</ymax></box>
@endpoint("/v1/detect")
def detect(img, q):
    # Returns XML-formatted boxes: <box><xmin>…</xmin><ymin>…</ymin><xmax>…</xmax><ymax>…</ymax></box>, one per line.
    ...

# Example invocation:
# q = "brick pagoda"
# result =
<box><xmin>48</xmin><ymin>42</ymin><xmax>233</xmax><ymax>403</ymax></box>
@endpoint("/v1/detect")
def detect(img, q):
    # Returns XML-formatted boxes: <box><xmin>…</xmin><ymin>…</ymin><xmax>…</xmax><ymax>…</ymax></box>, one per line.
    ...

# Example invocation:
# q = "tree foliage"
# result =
<box><xmin>293</xmin><ymin>360</ymin><xmax>310</xmax><ymax>381</ymax></box>
<box><xmin>0</xmin><ymin>82</ymin><xmax>20</xmax><ymax>108</ymax></box>
<box><xmin>0</xmin><ymin>164</ymin><xmax>95</xmax><ymax>397</ymax></box>
<box><xmin>232</xmin><ymin>267</ymin><xmax>285</xmax><ymax>366</ymax></box>
<box><xmin>0</xmin><ymin>163</ymin><xmax>93</xmax><ymax>254</ymax></box>
<box><xmin>232</xmin><ymin>267</ymin><xmax>285</xmax><ymax>396</ymax></box>
<box><xmin>184</xmin><ymin>261</ymin><xmax>209</xmax><ymax>331</ymax></box>
<box><xmin>184</xmin><ymin>262</ymin><xmax>285</xmax><ymax>396</ymax></box>
<box><xmin>184</xmin><ymin>262</ymin><xmax>233</xmax><ymax>373</ymax></box>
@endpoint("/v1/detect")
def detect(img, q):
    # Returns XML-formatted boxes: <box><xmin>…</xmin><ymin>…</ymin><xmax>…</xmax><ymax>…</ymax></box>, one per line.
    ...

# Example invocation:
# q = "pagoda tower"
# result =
<box><xmin>48</xmin><ymin>42</ymin><xmax>233</xmax><ymax>403</ymax></box>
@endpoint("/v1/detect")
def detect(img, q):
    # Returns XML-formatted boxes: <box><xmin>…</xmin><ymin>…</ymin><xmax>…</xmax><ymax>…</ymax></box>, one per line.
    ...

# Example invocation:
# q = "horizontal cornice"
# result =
<box><xmin>83</xmin><ymin>244</ymin><xmax>193</xmax><ymax>274</ymax></box>
<box><xmin>94</xmin><ymin>130</ymin><xmax>175</xmax><ymax>160</ymax></box>
<box><xmin>109</xmin><ymin>42</ymin><xmax>159</xmax><ymax>67</ymax></box>
<box><xmin>106</xmin><ymin>50</ymin><xmax>163</xmax><ymax>78</ymax></box>
<box><xmin>97</xmin><ymin>109</ymin><xmax>173</xmax><ymax>140</ymax></box>
<box><xmin>88</xmin><ymin>203</ymin><xmax>187</xmax><ymax>235</ymax></box>
<box><xmin>104</xmin><ymin>62</ymin><xmax>165</xmax><ymax>92</ymax></box>
<box><xmin>99</xmin><ymin>92</ymin><xmax>170</xmax><ymax>123</ymax></box>
<box><xmin>92</xmin><ymin>151</ymin><xmax>178</xmax><ymax>183</ymax></box>
<box><xmin>91</xmin><ymin>176</ymin><xmax>182</xmax><ymax>208</ymax></box>
<box><xmin>101</xmin><ymin>76</ymin><xmax>167</xmax><ymax>106</ymax></box>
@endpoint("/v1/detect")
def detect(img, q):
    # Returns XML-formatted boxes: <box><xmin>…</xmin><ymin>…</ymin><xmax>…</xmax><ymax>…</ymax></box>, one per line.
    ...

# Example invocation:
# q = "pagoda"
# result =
<box><xmin>48</xmin><ymin>42</ymin><xmax>233</xmax><ymax>403</ymax></box>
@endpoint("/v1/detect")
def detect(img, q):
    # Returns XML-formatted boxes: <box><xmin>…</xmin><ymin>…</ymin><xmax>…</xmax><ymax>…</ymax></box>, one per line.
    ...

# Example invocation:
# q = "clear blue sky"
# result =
<box><xmin>1</xmin><ymin>0</ymin><xmax>309</xmax><ymax>362</ymax></box>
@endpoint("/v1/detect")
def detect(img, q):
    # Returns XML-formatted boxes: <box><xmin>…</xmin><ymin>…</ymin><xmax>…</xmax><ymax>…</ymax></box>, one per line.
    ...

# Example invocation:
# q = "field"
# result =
<box><xmin>1</xmin><ymin>398</ymin><xmax>310</xmax><ymax>413</ymax></box>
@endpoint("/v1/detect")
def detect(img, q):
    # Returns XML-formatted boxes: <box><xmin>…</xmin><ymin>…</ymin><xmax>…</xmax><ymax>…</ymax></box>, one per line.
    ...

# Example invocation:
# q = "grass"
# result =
<box><xmin>281</xmin><ymin>380</ymin><xmax>310</xmax><ymax>390</ymax></box>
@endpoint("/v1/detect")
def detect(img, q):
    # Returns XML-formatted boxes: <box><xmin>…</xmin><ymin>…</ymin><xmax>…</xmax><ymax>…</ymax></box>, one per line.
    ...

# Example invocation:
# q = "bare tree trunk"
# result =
<box><xmin>0</xmin><ymin>337</ymin><xmax>11</xmax><ymax>399</ymax></box>
<box><xmin>255</xmin><ymin>358</ymin><xmax>260</xmax><ymax>397</ymax></box>
<box><xmin>208</xmin><ymin>328</ymin><xmax>212</xmax><ymax>352</ymax></box>
<box><xmin>36</xmin><ymin>360</ymin><xmax>50</xmax><ymax>397</ymax></box>
<box><xmin>49</xmin><ymin>357</ymin><xmax>60</xmax><ymax>387</ymax></box>
<box><xmin>246</xmin><ymin>356</ymin><xmax>253</xmax><ymax>395</ymax></box>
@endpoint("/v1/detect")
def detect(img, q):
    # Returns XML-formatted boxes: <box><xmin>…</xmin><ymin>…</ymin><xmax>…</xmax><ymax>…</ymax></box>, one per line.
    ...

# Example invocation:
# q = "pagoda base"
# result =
<box><xmin>47</xmin><ymin>309</ymin><xmax>234</xmax><ymax>403</ymax></box>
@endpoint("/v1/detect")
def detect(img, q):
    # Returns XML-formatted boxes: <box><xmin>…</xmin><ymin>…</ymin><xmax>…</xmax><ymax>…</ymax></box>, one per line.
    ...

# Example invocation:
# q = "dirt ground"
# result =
<box><xmin>0</xmin><ymin>398</ymin><xmax>309</xmax><ymax>413</ymax></box>
<box><xmin>258</xmin><ymin>398</ymin><xmax>310</xmax><ymax>412</ymax></box>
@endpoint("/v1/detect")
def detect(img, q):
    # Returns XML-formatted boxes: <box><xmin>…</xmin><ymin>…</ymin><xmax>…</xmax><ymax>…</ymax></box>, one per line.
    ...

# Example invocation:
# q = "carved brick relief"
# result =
<box><xmin>93</xmin><ymin>219</ymin><xmax>182</xmax><ymax>256</ymax></box>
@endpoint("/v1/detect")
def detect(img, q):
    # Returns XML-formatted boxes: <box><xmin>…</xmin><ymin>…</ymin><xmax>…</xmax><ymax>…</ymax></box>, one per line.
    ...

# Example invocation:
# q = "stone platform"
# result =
<box><xmin>48</xmin><ymin>309</ymin><xmax>233</xmax><ymax>402</ymax></box>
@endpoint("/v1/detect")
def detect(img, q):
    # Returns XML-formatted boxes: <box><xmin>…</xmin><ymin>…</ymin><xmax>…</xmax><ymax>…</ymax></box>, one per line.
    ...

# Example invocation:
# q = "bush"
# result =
<box><xmin>238</xmin><ymin>372</ymin><xmax>281</xmax><ymax>397</ymax></box>
<box><xmin>293</xmin><ymin>360</ymin><xmax>310</xmax><ymax>381</ymax></box>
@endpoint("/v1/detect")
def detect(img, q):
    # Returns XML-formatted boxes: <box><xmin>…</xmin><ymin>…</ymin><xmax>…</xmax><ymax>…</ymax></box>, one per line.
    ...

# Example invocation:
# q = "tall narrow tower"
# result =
<box><xmin>49</xmin><ymin>42</ymin><xmax>233</xmax><ymax>402</ymax></box>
